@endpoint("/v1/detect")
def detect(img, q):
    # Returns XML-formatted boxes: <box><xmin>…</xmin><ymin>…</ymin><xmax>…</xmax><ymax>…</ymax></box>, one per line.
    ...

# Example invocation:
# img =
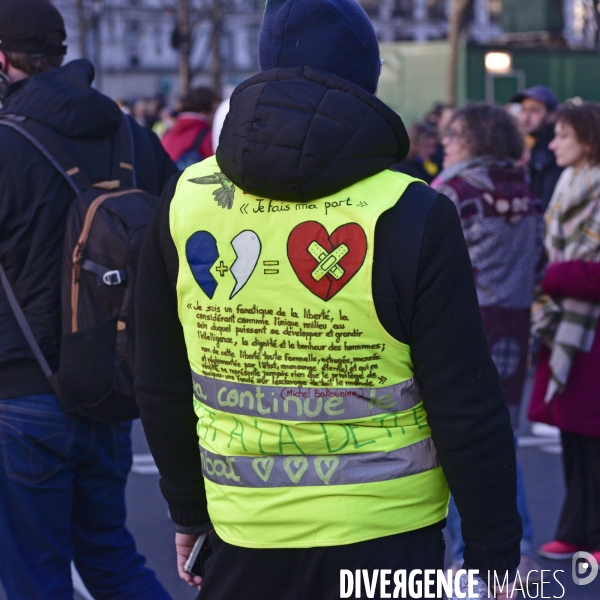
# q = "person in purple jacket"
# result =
<box><xmin>529</xmin><ymin>102</ymin><xmax>600</xmax><ymax>565</ymax></box>
<box><xmin>432</xmin><ymin>103</ymin><xmax>545</xmax><ymax>582</ymax></box>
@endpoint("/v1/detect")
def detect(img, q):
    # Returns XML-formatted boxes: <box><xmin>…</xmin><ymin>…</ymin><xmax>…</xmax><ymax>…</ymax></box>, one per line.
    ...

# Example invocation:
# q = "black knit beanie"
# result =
<box><xmin>259</xmin><ymin>0</ymin><xmax>381</xmax><ymax>94</ymax></box>
<box><xmin>0</xmin><ymin>0</ymin><xmax>67</xmax><ymax>56</ymax></box>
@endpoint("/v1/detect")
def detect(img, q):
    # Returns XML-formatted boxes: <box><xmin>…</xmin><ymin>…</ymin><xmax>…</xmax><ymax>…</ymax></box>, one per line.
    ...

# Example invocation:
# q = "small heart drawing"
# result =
<box><xmin>186</xmin><ymin>231</ymin><xmax>219</xmax><ymax>299</ymax></box>
<box><xmin>283</xmin><ymin>456</ymin><xmax>309</xmax><ymax>484</ymax></box>
<box><xmin>287</xmin><ymin>222</ymin><xmax>367</xmax><ymax>301</ymax></box>
<box><xmin>314</xmin><ymin>456</ymin><xmax>339</xmax><ymax>485</ymax></box>
<box><xmin>252</xmin><ymin>457</ymin><xmax>274</xmax><ymax>482</ymax></box>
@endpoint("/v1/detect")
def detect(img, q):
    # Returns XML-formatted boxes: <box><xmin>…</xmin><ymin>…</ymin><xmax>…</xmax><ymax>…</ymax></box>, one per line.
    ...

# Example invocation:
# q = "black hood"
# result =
<box><xmin>0</xmin><ymin>59</ymin><xmax>121</xmax><ymax>138</ymax></box>
<box><xmin>216</xmin><ymin>67</ymin><xmax>410</xmax><ymax>202</ymax></box>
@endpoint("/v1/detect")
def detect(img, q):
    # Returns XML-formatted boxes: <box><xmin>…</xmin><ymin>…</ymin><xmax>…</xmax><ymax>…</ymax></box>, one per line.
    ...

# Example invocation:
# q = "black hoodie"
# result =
<box><xmin>135</xmin><ymin>67</ymin><xmax>521</xmax><ymax>578</ymax></box>
<box><xmin>0</xmin><ymin>59</ymin><xmax>177</xmax><ymax>397</ymax></box>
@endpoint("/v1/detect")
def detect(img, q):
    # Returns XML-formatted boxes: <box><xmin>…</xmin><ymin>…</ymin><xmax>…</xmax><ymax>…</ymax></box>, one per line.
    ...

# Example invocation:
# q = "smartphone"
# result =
<box><xmin>183</xmin><ymin>533</ymin><xmax>210</xmax><ymax>577</ymax></box>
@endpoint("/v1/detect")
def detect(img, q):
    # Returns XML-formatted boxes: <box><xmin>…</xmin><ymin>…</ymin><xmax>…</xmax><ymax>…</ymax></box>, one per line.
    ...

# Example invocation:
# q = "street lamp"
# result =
<box><xmin>484</xmin><ymin>51</ymin><xmax>525</xmax><ymax>104</ymax></box>
<box><xmin>484</xmin><ymin>52</ymin><xmax>512</xmax><ymax>73</ymax></box>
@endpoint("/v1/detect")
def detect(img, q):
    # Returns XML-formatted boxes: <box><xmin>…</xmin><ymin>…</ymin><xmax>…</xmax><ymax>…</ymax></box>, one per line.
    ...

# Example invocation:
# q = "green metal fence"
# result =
<box><xmin>466</xmin><ymin>45</ymin><xmax>600</xmax><ymax>105</ymax></box>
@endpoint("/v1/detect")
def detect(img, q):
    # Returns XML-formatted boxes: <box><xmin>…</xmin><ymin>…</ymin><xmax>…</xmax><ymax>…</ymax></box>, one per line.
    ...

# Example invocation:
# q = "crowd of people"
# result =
<box><xmin>1</xmin><ymin>0</ymin><xmax>600</xmax><ymax>599</ymax></box>
<box><xmin>394</xmin><ymin>86</ymin><xmax>600</xmax><ymax>580</ymax></box>
<box><xmin>118</xmin><ymin>87</ymin><xmax>222</xmax><ymax>169</ymax></box>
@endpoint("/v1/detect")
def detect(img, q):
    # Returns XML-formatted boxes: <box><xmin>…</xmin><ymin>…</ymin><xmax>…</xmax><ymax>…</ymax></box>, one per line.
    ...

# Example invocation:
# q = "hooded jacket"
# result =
<box><xmin>0</xmin><ymin>59</ymin><xmax>177</xmax><ymax>398</ymax></box>
<box><xmin>135</xmin><ymin>67</ymin><xmax>521</xmax><ymax>576</ymax></box>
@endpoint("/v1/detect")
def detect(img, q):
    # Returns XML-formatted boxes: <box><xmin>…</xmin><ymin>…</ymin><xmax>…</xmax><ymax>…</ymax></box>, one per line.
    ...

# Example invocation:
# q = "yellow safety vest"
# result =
<box><xmin>170</xmin><ymin>156</ymin><xmax>449</xmax><ymax>548</ymax></box>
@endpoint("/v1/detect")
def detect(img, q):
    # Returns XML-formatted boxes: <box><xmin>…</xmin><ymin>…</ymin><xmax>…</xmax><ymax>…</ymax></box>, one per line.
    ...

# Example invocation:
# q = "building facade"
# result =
<box><xmin>53</xmin><ymin>0</ymin><xmax>599</xmax><ymax>101</ymax></box>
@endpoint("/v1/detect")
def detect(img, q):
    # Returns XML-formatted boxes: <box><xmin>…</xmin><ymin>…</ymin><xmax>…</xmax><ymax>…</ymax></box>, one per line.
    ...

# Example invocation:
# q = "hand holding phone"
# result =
<box><xmin>183</xmin><ymin>532</ymin><xmax>208</xmax><ymax>576</ymax></box>
<box><xmin>176</xmin><ymin>532</ymin><xmax>210</xmax><ymax>590</ymax></box>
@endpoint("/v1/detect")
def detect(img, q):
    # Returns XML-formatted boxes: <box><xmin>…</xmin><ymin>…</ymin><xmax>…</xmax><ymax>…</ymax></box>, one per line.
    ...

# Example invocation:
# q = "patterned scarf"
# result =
<box><xmin>531</xmin><ymin>165</ymin><xmax>600</xmax><ymax>402</ymax></box>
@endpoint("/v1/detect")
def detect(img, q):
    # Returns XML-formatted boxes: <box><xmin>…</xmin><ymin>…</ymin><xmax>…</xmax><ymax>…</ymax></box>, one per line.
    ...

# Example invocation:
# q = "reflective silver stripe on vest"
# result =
<box><xmin>192</xmin><ymin>371</ymin><xmax>421</xmax><ymax>422</ymax></box>
<box><xmin>199</xmin><ymin>437</ymin><xmax>439</xmax><ymax>487</ymax></box>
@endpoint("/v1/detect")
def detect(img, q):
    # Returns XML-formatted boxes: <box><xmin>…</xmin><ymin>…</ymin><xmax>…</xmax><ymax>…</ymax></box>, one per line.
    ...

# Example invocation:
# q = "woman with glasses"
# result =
<box><xmin>529</xmin><ymin>103</ymin><xmax>600</xmax><ymax>565</ymax></box>
<box><xmin>432</xmin><ymin>103</ymin><xmax>544</xmax><ymax>580</ymax></box>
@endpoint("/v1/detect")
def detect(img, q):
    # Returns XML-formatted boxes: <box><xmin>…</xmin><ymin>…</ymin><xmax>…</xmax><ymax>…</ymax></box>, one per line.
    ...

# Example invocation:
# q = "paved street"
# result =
<box><xmin>1</xmin><ymin>396</ymin><xmax>599</xmax><ymax>599</ymax></box>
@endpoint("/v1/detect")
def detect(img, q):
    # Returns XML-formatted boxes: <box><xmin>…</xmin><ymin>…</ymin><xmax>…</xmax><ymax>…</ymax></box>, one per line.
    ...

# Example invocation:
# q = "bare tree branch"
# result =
<box><xmin>448</xmin><ymin>0</ymin><xmax>475</xmax><ymax>104</ymax></box>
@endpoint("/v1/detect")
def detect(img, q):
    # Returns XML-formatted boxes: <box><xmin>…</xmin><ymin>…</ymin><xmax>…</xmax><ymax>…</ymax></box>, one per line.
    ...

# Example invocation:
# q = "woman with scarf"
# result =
<box><xmin>432</xmin><ymin>103</ymin><xmax>544</xmax><ymax>579</ymax></box>
<box><xmin>529</xmin><ymin>103</ymin><xmax>600</xmax><ymax>564</ymax></box>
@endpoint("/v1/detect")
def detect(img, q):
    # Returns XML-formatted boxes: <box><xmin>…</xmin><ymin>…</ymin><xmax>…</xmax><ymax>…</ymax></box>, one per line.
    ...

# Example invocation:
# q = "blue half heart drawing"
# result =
<box><xmin>186</xmin><ymin>231</ymin><xmax>219</xmax><ymax>298</ymax></box>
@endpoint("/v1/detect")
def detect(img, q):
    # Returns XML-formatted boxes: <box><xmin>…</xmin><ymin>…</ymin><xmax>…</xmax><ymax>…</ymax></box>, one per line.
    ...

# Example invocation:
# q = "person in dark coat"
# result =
<box><xmin>0</xmin><ymin>1</ymin><xmax>177</xmax><ymax>598</ymax></box>
<box><xmin>393</xmin><ymin>121</ymin><xmax>439</xmax><ymax>183</ymax></box>
<box><xmin>512</xmin><ymin>86</ymin><xmax>563</xmax><ymax>210</ymax></box>
<box><xmin>135</xmin><ymin>0</ymin><xmax>522</xmax><ymax>598</ymax></box>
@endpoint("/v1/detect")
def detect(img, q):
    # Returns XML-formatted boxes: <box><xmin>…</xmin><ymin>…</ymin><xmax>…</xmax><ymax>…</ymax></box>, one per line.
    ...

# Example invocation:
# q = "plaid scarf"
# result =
<box><xmin>531</xmin><ymin>165</ymin><xmax>600</xmax><ymax>402</ymax></box>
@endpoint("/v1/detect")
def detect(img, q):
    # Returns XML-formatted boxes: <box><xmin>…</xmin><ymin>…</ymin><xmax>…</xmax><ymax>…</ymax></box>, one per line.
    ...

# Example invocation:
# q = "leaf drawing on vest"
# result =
<box><xmin>188</xmin><ymin>172</ymin><xmax>235</xmax><ymax>209</ymax></box>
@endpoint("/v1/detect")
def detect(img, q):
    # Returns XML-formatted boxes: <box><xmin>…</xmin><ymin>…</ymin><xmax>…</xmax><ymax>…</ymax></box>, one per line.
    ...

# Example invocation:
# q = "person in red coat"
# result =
<box><xmin>529</xmin><ymin>103</ymin><xmax>600</xmax><ymax>564</ymax></box>
<box><xmin>162</xmin><ymin>86</ymin><xmax>219</xmax><ymax>170</ymax></box>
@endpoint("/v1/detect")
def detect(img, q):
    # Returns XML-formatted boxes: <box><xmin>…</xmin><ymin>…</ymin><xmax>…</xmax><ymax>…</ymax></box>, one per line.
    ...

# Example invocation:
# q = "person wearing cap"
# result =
<box><xmin>513</xmin><ymin>85</ymin><xmax>564</xmax><ymax>210</ymax></box>
<box><xmin>135</xmin><ymin>0</ymin><xmax>521</xmax><ymax>598</ymax></box>
<box><xmin>0</xmin><ymin>1</ymin><xmax>177</xmax><ymax>598</ymax></box>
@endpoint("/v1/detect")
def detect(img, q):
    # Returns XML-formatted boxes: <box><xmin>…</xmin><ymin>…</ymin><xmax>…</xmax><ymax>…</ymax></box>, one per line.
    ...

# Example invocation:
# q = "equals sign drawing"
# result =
<box><xmin>263</xmin><ymin>260</ymin><xmax>279</xmax><ymax>274</ymax></box>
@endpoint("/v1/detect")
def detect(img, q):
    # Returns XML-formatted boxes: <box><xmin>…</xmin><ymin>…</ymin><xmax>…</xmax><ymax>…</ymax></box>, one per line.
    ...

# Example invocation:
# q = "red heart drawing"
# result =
<box><xmin>287</xmin><ymin>221</ymin><xmax>367</xmax><ymax>301</ymax></box>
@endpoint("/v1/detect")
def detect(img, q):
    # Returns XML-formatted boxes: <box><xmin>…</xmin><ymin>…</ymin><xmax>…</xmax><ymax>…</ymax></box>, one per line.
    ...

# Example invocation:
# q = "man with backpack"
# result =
<box><xmin>0</xmin><ymin>1</ymin><xmax>177</xmax><ymax>598</ymax></box>
<box><xmin>162</xmin><ymin>87</ymin><xmax>219</xmax><ymax>170</ymax></box>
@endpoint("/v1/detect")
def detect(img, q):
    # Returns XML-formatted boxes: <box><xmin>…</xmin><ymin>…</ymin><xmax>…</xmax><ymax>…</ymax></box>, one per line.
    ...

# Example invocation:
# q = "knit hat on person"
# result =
<box><xmin>259</xmin><ymin>0</ymin><xmax>381</xmax><ymax>94</ymax></box>
<box><xmin>0</xmin><ymin>0</ymin><xmax>67</xmax><ymax>56</ymax></box>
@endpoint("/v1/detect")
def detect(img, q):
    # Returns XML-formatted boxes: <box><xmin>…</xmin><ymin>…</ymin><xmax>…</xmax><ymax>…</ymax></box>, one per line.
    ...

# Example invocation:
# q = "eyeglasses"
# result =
<box><xmin>444</xmin><ymin>128</ymin><xmax>462</xmax><ymax>141</ymax></box>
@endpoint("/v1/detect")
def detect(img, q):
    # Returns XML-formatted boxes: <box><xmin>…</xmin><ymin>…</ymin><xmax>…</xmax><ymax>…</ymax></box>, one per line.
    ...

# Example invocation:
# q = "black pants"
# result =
<box><xmin>556</xmin><ymin>431</ymin><xmax>600</xmax><ymax>551</ymax></box>
<box><xmin>198</xmin><ymin>523</ymin><xmax>446</xmax><ymax>600</ymax></box>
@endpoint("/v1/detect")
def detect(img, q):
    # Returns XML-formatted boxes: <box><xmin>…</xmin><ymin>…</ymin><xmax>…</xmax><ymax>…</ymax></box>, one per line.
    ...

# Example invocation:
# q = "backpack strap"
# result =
<box><xmin>113</xmin><ymin>115</ymin><xmax>136</xmax><ymax>187</ymax></box>
<box><xmin>0</xmin><ymin>114</ymin><xmax>137</xmax><ymax>191</ymax></box>
<box><xmin>0</xmin><ymin>114</ymin><xmax>91</xmax><ymax>193</ymax></box>
<box><xmin>191</xmin><ymin>128</ymin><xmax>209</xmax><ymax>160</ymax></box>
<box><xmin>81</xmin><ymin>258</ymin><xmax>127</xmax><ymax>287</ymax></box>
<box><xmin>0</xmin><ymin>261</ymin><xmax>61</xmax><ymax>397</ymax></box>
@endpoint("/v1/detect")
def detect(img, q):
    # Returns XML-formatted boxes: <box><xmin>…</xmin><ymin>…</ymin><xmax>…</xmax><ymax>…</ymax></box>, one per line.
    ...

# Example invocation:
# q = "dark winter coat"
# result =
<box><xmin>392</xmin><ymin>158</ymin><xmax>438</xmax><ymax>184</ymax></box>
<box><xmin>0</xmin><ymin>59</ymin><xmax>177</xmax><ymax>399</ymax></box>
<box><xmin>135</xmin><ymin>66</ymin><xmax>521</xmax><ymax>576</ymax></box>
<box><xmin>529</xmin><ymin>261</ymin><xmax>600</xmax><ymax>438</ymax></box>
<box><xmin>529</xmin><ymin>124</ymin><xmax>563</xmax><ymax>210</ymax></box>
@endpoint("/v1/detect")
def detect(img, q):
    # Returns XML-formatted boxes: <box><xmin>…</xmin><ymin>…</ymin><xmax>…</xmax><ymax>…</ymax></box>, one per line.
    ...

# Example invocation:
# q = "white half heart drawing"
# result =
<box><xmin>230</xmin><ymin>230</ymin><xmax>261</xmax><ymax>298</ymax></box>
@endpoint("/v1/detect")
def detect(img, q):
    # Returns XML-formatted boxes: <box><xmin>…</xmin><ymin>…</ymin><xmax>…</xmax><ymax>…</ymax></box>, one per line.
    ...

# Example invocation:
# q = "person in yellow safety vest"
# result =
<box><xmin>135</xmin><ymin>0</ymin><xmax>522</xmax><ymax>598</ymax></box>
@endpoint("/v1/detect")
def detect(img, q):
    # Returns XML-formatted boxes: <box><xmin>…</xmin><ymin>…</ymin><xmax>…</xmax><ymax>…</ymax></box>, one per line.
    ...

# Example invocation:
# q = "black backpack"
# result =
<box><xmin>0</xmin><ymin>114</ymin><xmax>159</xmax><ymax>422</ymax></box>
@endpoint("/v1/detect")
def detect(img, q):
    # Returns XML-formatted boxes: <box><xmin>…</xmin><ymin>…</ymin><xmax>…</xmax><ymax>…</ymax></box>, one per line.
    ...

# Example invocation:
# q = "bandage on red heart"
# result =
<box><xmin>287</xmin><ymin>221</ymin><xmax>367</xmax><ymax>301</ymax></box>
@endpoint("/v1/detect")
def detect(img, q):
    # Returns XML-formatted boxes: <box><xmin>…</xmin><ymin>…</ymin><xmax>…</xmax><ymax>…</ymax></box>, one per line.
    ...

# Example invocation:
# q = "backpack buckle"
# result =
<box><xmin>102</xmin><ymin>270</ymin><xmax>122</xmax><ymax>286</ymax></box>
